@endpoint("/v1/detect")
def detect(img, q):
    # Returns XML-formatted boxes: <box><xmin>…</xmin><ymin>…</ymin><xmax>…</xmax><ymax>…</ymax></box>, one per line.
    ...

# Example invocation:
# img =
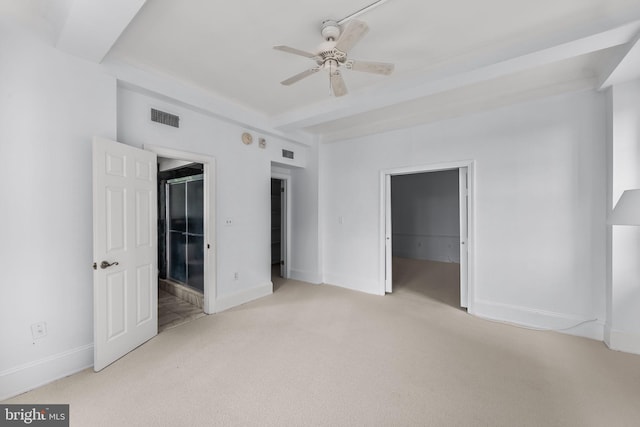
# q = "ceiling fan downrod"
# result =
<box><xmin>337</xmin><ymin>0</ymin><xmax>390</xmax><ymax>25</ymax></box>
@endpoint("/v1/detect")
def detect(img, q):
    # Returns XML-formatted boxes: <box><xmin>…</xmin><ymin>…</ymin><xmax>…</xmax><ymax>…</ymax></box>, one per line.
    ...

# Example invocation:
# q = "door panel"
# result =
<box><xmin>106</xmin><ymin>271</ymin><xmax>126</xmax><ymax>340</ymax></box>
<box><xmin>106</xmin><ymin>188</ymin><xmax>125</xmax><ymax>252</ymax></box>
<box><xmin>136</xmin><ymin>264</ymin><xmax>153</xmax><ymax>324</ymax></box>
<box><xmin>385</xmin><ymin>174</ymin><xmax>392</xmax><ymax>293</ymax></box>
<box><xmin>459</xmin><ymin>167</ymin><xmax>469</xmax><ymax>308</ymax></box>
<box><xmin>135</xmin><ymin>190</ymin><xmax>152</xmax><ymax>247</ymax></box>
<box><xmin>280</xmin><ymin>179</ymin><xmax>287</xmax><ymax>278</ymax></box>
<box><xmin>93</xmin><ymin>137</ymin><xmax>157</xmax><ymax>372</ymax></box>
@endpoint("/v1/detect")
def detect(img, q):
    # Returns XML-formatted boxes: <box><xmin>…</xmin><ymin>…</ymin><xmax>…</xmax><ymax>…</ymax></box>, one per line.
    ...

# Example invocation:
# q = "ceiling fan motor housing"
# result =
<box><xmin>321</xmin><ymin>20</ymin><xmax>340</xmax><ymax>41</ymax></box>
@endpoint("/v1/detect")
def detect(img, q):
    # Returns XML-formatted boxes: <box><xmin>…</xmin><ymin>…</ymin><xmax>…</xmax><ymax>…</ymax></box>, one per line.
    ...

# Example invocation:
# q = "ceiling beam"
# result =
<box><xmin>599</xmin><ymin>30</ymin><xmax>640</xmax><ymax>89</ymax></box>
<box><xmin>56</xmin><ymin>0</ymin><xmax>147</xmax><ymax>63</ymax></box>
<box><xmin>271</xmin><ymin>20</ymin><xmax>640</xmax><ymax>133</ymax></box>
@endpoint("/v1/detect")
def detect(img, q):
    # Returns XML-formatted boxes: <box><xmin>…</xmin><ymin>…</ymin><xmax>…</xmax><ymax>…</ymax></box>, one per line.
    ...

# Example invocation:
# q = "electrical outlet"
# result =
<box><xmin>31</xmin><ymin>322</ymin><xmax>47</xmax><ymax>340</ymax></box>
<box><xmin>225</xmin><ymin>218</ymin><xmax>233</xmax><ymax>226</ymax></box>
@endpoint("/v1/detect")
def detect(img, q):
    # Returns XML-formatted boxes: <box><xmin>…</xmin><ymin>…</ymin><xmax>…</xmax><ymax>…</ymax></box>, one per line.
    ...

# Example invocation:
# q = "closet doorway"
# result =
<box><xmin>270</xmin><ymin>175</ymin><xmax>289</xmax><ymax>288</ymax></box>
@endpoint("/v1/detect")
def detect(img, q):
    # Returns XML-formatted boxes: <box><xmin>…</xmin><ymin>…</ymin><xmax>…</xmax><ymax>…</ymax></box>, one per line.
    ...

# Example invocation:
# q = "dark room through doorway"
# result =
<box><xmin>157</xmin><ymin>159</ymin><xmax>206</xmax><ymax>331</ymax></box>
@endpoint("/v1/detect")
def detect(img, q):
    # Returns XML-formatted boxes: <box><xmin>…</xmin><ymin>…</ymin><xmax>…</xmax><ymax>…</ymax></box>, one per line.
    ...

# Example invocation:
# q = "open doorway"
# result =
<box><xmin>381</xmin><ymin>162</ymin><xmax>473</xmax><ymax>310</ymax></box>
<box><xmin>391</xmin><ymin>170</ymin><xmax>461</xmax><ymax>307</ymax></box>
<box><xmin>156</xmin><ymin>158</ymin><xmax>206</xmax><ymax>331</ymax></box>
<box><xmin>271</xmin><ymin>178</ymin><xmax>287</xmax><ymax>290</ymax></box>
<box><xmin>144</xmin><ymin>144</ymin><xmax>216</xmax><ymax>329</ymax></box>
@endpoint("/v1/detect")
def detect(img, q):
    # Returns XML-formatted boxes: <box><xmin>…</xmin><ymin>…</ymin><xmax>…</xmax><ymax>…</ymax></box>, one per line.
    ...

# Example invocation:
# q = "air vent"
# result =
<box><xmin>282</xmin><ymin>149</ymin><xmax>294</xmax><ymax>159</ymax></box>
<box><xmin>151</xmin><ymin>108</ymin><xmax>179</xmax><ymax>128</ymax></box>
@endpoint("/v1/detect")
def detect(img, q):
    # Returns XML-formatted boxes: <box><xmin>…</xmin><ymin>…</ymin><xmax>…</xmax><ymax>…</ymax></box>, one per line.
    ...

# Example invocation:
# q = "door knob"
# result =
<box><xmin>100</xmin><ymin>261</ymin><xmax>119</xmax><ymax>269</ymax></box>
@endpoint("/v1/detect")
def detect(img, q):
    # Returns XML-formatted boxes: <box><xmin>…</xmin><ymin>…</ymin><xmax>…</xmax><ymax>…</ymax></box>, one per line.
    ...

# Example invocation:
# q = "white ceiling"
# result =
<box><xmin>7</xmin><ymin>0</ymin><xmax>640</xmax><ymax>143</ymax></box>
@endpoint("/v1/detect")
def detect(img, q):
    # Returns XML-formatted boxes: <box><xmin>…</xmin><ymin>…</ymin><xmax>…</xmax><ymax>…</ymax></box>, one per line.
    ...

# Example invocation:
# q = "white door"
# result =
<box><xmin>459</xmin><ymin>167</ymin><xmax>469</xmax><ymax>308</ymax></box>
<box><xmin>384</xmin><ymin>174</ymin><xmax>393</xmax><ymax>293</ymax></box>
<box><xmin>92</xmin><ymin>137</ymin><xmax>158</xmax><ymax>371</ymax></box>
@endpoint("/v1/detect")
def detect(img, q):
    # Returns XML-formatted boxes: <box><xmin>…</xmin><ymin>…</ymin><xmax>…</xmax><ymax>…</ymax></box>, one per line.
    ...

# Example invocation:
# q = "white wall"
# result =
<box><xmin>607</xmin><ymin>78</ymin><xmax>640</xmax><ymax>354</ymax></box>
<box><xmin>117</xmin><ymin>86</ymin><xmax>318</xmax><ymax>307</ymax></box>
<box><xmin>321</xmin><ymin>89</ymin><xmax>607</xmax><ymax>338</ymax></box>
<box><xmin>391</xmin><ymin>170</ymin><xmax>460</xmax><ymax>262</ymax></box>
<box><xmin>0</xmin><ymin>21</ymin><xmax>322</xmax><ymax>400</ymax></box>
<box><xmin>270</xmin><ymin>147</ymin><xmax>322</xmax><ymax>284</ymax></box>
<box><xmin>0</xmin><ymin>22</ymin><xmax>117</xmax><ymax>399</ymax></box>
<box><xmin>290</xmin><ymin>141</ymin><xmax>322</xmax><ymax>283</ymax></box>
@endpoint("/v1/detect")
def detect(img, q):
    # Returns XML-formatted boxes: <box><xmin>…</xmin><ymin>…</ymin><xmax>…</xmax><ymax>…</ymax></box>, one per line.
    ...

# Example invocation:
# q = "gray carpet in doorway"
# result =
<box><xmin>6</xmin><ymin>258</ymin><xmax>640</xmax><ymax>426</ymax></box>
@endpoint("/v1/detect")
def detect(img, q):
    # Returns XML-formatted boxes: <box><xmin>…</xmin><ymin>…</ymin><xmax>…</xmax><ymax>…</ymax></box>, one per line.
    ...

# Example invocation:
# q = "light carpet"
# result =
<box><xmin>5</xmin><ymin>258</ymin><xmax>640</xmax><ymax>426</ymax></box>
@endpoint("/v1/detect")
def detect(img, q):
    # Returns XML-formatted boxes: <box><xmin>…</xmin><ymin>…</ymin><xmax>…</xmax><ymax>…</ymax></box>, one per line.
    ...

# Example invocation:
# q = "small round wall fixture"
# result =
<box><xmin>241</xmin><ymin>132</ymin><xmax>253</xmax><ymax>145</ymax></box>
<box><xmin>259</xmin><ymin>138</ymin><xmax>266</xmax><ymax>149</ymax></box>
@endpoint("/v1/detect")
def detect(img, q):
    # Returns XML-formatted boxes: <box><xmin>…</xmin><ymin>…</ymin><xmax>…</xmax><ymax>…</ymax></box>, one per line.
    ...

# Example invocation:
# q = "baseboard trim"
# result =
<box><xmin>0</xmin><ymin>344</ymin><xmax>93</xmax><ymax>401</ymax></box>
<box><xmin>323</xmin><ymin>273</ymin><xmax>384</xmax><ymax>296</ymax></box>
<box><xmin>604</xmin><ymin>327</ymin><xmax>640</xmax><ymax>355</ymax></box>
<box><xmin>289</xmin><ymin>269</ymin><xmax>322</xmax><ymax>284</ymax></box>
<box><xmin>214</xmin><ymin>282</ymin><xmax>272</xmax><ymax>313</ymax></box>
<box><xmin>472</xmin><ymin>299</ymin><xmax>604</xmax><ymax>341</ymax></box>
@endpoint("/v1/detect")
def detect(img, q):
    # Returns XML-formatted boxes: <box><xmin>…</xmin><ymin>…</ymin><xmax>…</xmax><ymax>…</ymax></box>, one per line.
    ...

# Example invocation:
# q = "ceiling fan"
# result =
<box><xmin>274</xmin><ymin>19</ymin><xmax>394</xmax><ymax>97</ymax></box>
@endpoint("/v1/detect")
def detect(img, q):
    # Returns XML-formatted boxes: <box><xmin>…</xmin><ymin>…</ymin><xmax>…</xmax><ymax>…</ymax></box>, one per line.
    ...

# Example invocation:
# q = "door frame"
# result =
<box><xmin>145</xmin><ymin>144</ymin><xmax>217</xmax><ymax>314</ymax></box>
<box><xmin>379</xmin><ymin>160</ymin><xmax>475</xmax><ymax>311</ymax></box>
<box><xmin>271</xmin><ymin>172</ymin><xmax>291</xmax><ymax>279</ymax></box>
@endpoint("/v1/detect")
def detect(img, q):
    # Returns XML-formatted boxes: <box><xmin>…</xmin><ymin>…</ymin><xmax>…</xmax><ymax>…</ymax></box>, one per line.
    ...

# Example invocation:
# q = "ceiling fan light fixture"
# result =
<box><xmin>323</xmin><ymin>59</ymin><xmax>339</xmax><ymax>72</ymax></box>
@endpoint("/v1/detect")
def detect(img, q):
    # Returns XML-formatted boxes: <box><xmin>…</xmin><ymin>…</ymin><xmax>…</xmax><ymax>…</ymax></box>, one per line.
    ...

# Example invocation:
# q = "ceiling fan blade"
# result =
<box><xmin>335</xmin><ymin>19</ymin><xmax>369</xmax><ymax>53</ymax></box>
<box><xmin>280</xmin><ymin>68</ymin><xmax>320</xmax><ymax>86</ymax></box>
<box><xmin>330</xmin><ymin>71</ymin><xmax>348</xmax><ymax>97</ymax></box>
<box><xmin>348</xmin><ymin>60</ymin><xmax>394</xmax><ymax>75</ymax></box>
<box><xmin>273</xmin><ymin>45</ymin><xmax>317</xmax><ymax>59</ymax></box>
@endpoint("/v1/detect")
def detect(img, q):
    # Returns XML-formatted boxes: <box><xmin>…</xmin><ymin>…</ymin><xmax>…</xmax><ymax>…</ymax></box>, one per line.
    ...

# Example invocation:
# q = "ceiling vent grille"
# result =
<box><xmin>282</xmin><ymin>149</ymin><xmax>294</xmax><ymax>159</ymax></box>
<box><xmin>151</xmin><ymin>108</ymin><xmax>179</xmax><ymax>128</ymax></box>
